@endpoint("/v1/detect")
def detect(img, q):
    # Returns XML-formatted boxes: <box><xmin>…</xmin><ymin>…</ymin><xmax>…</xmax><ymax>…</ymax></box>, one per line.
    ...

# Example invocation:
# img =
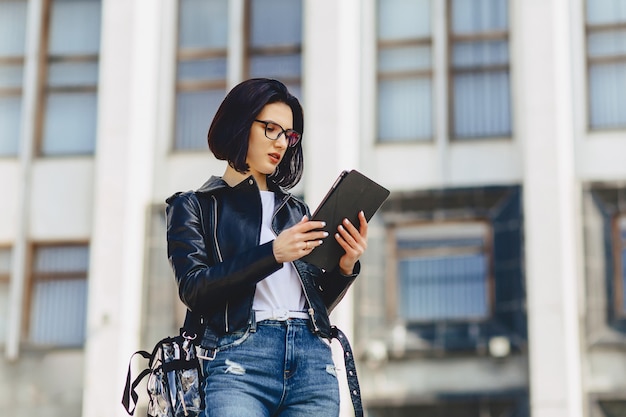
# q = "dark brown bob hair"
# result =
<box><xmin>207</xmin><ymin>78</ymin><xmax>304</xmax><ymax>190</ymax></box>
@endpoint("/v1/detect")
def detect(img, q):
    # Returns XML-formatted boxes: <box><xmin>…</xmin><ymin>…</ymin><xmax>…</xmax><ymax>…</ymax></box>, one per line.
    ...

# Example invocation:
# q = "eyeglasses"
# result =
<box><xmin>254</xmin><ymin>119</ymin><xmax>301</xmax><ymax>148</ymax></box>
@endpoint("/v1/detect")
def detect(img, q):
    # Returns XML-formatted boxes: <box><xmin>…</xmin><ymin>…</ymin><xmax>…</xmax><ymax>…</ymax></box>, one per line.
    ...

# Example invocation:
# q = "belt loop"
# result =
<box><xmin>249</xmin><ymin>310</ymin><xmax>257</xmax><ymax>333</ymax></box>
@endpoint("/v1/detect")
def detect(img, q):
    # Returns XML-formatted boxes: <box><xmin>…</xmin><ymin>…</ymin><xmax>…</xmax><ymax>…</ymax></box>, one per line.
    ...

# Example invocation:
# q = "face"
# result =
<box><xmin>246</xmin><ymin>102</ymin><xmax>294</xmax><ymax>185</ymax></box>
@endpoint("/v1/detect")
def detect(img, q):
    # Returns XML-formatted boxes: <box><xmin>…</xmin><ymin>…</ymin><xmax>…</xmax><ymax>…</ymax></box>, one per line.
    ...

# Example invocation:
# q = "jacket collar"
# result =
<box><xmin>195</xmin><ymin>175</ymin><xmax>290</xmax><ymax>199</ymax></box>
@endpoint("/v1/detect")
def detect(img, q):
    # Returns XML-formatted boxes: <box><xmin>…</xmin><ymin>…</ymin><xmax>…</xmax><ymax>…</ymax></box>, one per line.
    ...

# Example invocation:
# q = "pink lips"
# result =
<box><xmin>269</xmin><ymin>153</ymin><xmax>281</xmax><ymax>164</ymax></box>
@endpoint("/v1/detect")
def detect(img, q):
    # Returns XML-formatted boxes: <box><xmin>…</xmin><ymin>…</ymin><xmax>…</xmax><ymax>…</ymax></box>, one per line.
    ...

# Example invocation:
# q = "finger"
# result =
<box><xmin>298</xmin><ymin>220</ymin><xmax>326</xmax><ymax>232</ymax></box>
<box><xmin>337</xmin><ymin>224</ymin><xmax>358</xmax><ymax>248</ymax></box>
<box><xmin>358</xmin><ymin>211</ymin><xmax>369</xmax><ymax>237</ymax></box>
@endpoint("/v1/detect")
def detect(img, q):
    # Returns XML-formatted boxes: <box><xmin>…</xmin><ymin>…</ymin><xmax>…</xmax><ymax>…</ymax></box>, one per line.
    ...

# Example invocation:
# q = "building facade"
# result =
<box><xmin>1</xmin><ymin>0</ymin><xmax>626</xmax><ymax>416</ymax></box>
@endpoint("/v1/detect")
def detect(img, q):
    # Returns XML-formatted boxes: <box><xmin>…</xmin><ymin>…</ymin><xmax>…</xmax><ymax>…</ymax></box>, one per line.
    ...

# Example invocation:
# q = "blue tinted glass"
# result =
<box><xmin>398</xmin><ymin>254</ymin><xmax>488</xmax><ymax>321</ymax></box>
<box><xmin>179</xmin><ymin>0</ymin><xmax>228</xmax><ymax>49</ymax></box>
<box><xmin>250</xmin><ymin>0</ymin><xmax>302</xmax><ymax>47</ymax></box>
<box><xmin>0</xmin><ymin>96</ymin><xmax>21</xmax><ymax>156</ymax></box>
<box><xmin>451</xmin><ymin>0</ymin><xmax>508</xmax><ymax>34</ymax></box>
<box><xmin>175</xmin><ymin>89</ymin><xmax>225</xmax><ymax>150</ymax></box>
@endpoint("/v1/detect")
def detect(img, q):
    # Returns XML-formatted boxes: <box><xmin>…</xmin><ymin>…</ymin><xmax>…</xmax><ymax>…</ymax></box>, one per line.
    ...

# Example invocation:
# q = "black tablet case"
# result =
<box><xmin>302</xmin><ymin>170</ymin><xmax>390</xmax><ymax>270</ymax></box>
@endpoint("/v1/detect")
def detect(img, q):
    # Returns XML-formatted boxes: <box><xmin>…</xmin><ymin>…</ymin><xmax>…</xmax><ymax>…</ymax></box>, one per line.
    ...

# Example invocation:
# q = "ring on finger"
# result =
<box><xmin>305</xmin><ymin>241</ymin><xmax>309</xmax><ymax>250</ymax></box>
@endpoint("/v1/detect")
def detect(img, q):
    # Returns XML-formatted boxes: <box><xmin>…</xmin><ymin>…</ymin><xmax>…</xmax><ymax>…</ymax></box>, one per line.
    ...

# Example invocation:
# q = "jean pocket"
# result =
<box><xmin>216</xmin><ymin>327</ymin><xmax>252</xmax><ymax>351</ymax></box>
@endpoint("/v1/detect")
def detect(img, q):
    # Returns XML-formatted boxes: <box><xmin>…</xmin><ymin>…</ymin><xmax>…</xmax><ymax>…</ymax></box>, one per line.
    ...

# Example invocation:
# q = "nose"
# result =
<box><xmin>274</xmin><ymin>133</ymin><xmax>288</xmax><ymax>149</ymax></box>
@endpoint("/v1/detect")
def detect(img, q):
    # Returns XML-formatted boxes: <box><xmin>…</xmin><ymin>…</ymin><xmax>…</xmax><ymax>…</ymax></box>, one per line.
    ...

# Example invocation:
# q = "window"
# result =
<box><xmin>0</xmin><ymin>0</ymin><xmax>27</xmax><ymax>157</ymax></box>
<box><xmin>0</xmin><ymin>248</ymin><xmax>11</xmax><ymax>346</ymax></box>
<box><xmin>246</xmin><ymin>0</ymin><xmax>303</xmax><ymax>98</ymax></box>
<box><xmin>394</xmin><ymin>222</ymin><xmax>492</xmax><ymax>322</ymax></box>
<box><xmin>40</xmin><ymin>0</ymin><xmax>101</xmax><ymax>156</ymax></box>
<box><xmin>28</xmin><ymin>244</ymin><xmax>89</xmax><ymax>347</ymax></box>
<box><xmin>449</xmin><ymin>0</ymin><xmax>511</xmax><ymax>139</ymax></box>
<box><xmin>175</xmin><ymin>0</ymin><xmax>228</xmax><ymax>151</ymax></box>
<box><xmin>375</xmin><ymin>0</ymin><xmax>511</xmax><ymax>143</ymax></box>
<box><xmin>376</xmin><ymin>0</ymin><xmax>433</xmax><ymax>142</ymax></box>
<box><xmin>368</xmin><ymin>186</ymin><xmax>524</xmax><ymax>352</ymax></box>
<box><xmin>586</xmin><ymin>0</ymin><xmax>626</xmax><ymax>130</ymax></box>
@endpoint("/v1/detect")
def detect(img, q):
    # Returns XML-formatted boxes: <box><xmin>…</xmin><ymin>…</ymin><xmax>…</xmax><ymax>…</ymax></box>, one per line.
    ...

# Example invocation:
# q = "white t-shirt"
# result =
<box><xmin>252</xmin><ymin>190</ymin><xmax>306</xmax><ymax>313</ymax></box>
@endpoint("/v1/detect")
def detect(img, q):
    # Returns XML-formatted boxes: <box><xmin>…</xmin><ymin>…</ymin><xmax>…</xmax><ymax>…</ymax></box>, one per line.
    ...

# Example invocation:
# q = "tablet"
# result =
<box><xmin>302</xmin><ymin>170</ymin><xmax>390</xmax><ymax>270</ymax></box>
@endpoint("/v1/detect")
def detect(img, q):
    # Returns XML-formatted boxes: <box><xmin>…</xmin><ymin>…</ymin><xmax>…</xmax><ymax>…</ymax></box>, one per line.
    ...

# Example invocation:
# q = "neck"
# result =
<box><xmin>222</xmin><ymin>166</ymin><xmax>268</xmax><ymax>190</ymax></box>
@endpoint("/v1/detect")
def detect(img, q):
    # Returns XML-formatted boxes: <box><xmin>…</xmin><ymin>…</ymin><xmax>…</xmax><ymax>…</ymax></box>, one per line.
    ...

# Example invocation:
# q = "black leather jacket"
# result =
<box><xmin>165</xmin><ymin>175</ymin><xmax>359</xmax><ymax>346</ymax></box>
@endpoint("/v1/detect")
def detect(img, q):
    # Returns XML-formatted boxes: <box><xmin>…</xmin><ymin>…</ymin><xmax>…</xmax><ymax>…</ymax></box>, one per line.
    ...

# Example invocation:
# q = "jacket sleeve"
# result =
<box><xmin>166</xmin><ymin>192</ymin><xmax>283</xmax><ymax>312</ymax></box>
<box><xmin>315</xmin><ymin>262</ymin><xmax>360</xmax><ymax>313</ymax></box>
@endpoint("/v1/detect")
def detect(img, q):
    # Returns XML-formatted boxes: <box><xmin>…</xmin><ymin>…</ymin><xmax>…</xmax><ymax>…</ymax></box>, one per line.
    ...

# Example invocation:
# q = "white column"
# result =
<box><xmin>82</xmin><ymin>0</ymin><xmax>162</xmax><ymax>416</ymax></box>
<box><xmin>516</xmin><ymin>1</ymin><xmax>584</xmax><ymax>416</ymax></box>
<box><xmin>5</xmin><ymin>0</ymin><xmax>44</xmax><ymax>361</ymax></box>
<box><xmin>304</xmin><ymin>1</ymin><xmax>362</xmax><ymax>415</ymax></box>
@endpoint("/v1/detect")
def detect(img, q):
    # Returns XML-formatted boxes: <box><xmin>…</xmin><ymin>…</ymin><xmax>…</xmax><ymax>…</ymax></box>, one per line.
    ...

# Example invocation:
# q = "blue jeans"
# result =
<box><xmin>202</xmin><ymin>318</ymin><xmax>340</xmax><ymax>417</ymax></box>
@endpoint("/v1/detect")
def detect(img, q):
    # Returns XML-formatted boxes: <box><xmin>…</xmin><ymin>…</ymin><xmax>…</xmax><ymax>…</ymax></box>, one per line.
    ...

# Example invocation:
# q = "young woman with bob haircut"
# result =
<box><xmin>166</xmin><ymin>78</ymin><xmax>368</xmax><ymax>417</ymax></box>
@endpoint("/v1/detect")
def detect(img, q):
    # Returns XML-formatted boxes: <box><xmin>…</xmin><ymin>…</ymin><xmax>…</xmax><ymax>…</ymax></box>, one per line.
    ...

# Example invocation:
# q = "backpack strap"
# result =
<box><xmin>121</xmin><ymin>350</ymin><xmax>153</xmax><ymax>416</ymax></box>
<box><xmin>330</xmin><ymin>326</ymin><xmax>363</xmax><ymax>417</ymax></box>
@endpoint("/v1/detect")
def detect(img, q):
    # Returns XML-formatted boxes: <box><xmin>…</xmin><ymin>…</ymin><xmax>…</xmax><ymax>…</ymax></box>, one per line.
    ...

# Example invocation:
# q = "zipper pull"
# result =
<box><xmin>308</xmin><ymin>308</ymin><xmax>320</xmax><ymax>333</ymax></box>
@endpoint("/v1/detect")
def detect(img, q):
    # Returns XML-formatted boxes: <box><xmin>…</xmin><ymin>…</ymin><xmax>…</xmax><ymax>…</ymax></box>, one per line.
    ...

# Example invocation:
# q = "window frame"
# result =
<box><xmin>375</xmin><ymin>0</ymin><xmax>434</xmax><ymax>143</ymax></box>
<box><xmin>584</xmin><ymin>1</ymin><xmax>626</xmax><ymax>131</ymax></box>
<box><xmin>26</xmin><ymin>242</ymin><xmax>90</xmax><ymax>348</ymax></box>
<box><xmin>243</xmin><ymin>0</ymin><xmax>303</xmax><ymax>90</ymax></box>
<box><xmin>36</xmin><ymin>0</ymin><xmax>101</xmax><ymax>157</ymax></box>
<box><xmin>173</xmin><ymin>0</ymin><xmax>228</xmax><ymax>152</ymax></box>
<box><xmin>447</xmin><ymin>0</ymin><xmax>512</xmax><ymax>141</ymax></box>
<box><xmin>386</xmin><ymin>220</ymin><xmax>495</xmax><ymax>324</ymax></box>
<box><xmin>0</xmin><ymin>0</ymin><xmax>28</xmax><ymax>157</ymax></box>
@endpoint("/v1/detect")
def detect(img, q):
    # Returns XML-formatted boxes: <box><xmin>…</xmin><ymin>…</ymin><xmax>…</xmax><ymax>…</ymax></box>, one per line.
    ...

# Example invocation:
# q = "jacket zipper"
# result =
<box><xmin>272</xmin><ymin>196</ymin><xmax>320</xmax><ymax>334</ymax></box>
<box><xmin>210</xmin><ymin>195</ymin><xmax>228</xmax><ymax>333</ymax></box>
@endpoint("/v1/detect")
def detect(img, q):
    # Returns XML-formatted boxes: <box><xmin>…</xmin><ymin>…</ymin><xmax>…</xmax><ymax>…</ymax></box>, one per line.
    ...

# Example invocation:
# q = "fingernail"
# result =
<box><xmin>338</xmin><ymin>225</ymin><xmax>344</xmax><ymax>231</ymax></box>
<box><xmin>318</xmin><ymin>240</ymin><xmax>323</xmax><ymax>245</ymax></box>
<box><xmin>321</xmin><ymin>221</ymin><xmax>326</xmax><ymax>227</ymax></box>
<box><xmin>344</xmin><ymin>218</ymin><xmax>350</xmax><ymax>224</ymax></box>
<box><xmin>323</xmin><ymin>232</ymin><xmax>329</xmax><ymax>237</ymax></box>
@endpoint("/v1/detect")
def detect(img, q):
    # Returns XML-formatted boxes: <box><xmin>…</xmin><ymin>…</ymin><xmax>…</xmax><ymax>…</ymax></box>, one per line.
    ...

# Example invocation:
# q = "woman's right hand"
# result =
<box><xmin>273</xmin><ymin>215</ymin><xmax>328</xmax><ymax>263</ymax></box>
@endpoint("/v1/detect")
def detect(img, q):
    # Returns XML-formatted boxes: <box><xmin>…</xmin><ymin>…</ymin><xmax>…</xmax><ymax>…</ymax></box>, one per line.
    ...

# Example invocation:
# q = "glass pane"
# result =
<box><xmin>378</xmin><ymin>45</ymin><xmax>432</xmax><ymax>73</ymax></box>
<box><xmin>0</xmin><ymin>0</ymin><xmax>27</xmax><ymax>57</ymax></box>
<box><xmin>0</xmin><ymin>96</ymin><xmax>21</xmax><ymax>156</ymax></box>
<box><xmin>0</xmin><ymin>248</ymin><xmax>11</xmax><ymax>272</ymax></box>
<box><xmin>587</xmin><ymin>30</ymin><xmax>626</xmax><ymax>58</ymax></box>
<box><xmin>249</xmin><ymin>54</ymin><xmax>301</xmax><ymax>79</ymax></box>
<box><xmin>0</xmin><ymin>282</ymin><xmax>8</xmax><ymax>345</ymax></box>
<box><xmin>177</xmin><ymin>57</ymin><xmax>227</xmax><ymax>82</ymax></box>
<box><xmin>49</xmin><ymin>0</ymin><xmax>102</xmax><ymax>55</ymax></box>
<box><xmin>29</xmin><ymin>279</ymin><xmax>87</xmax><ymax>346</ymax></box>
<box><xmin>398</xmin><ymin>254</ymin><xmax>488</xmax><ymax>321</ymax></box>
<box><xmin>34</xmin><ymin>245</ymin><xmax>89</xmax><ymax>273</ymax></box>
<box><xmin>250</xmin><ymin>0</ymin><xmax>302</xmax><ymax>47</ymax></box>
<box><xmin>179</xmin><ymin>0</ymin><xmax>228</xmax><ymax>49</ymax></box>
<box><xmin>42</xmin><ymin>92</ymin><xmax>97</xmax><ymax>155</ymax></box>
<box><xmin>0</xmin><ymin>62</ymin><xmax>24</xmax><ymax>89</ymax></box>
<box><xmin>587</xmin><ymin>0</ymin><xmax>626</xmax><ymax>25</ymax></box>
<box><xmin>175</xmin><ymin>89</ymin><xmax>225</xmax><ymax>150</ymax></box>
<box><xmin>453</xmin><ymin>70</ymin><xmax>511</xmax><ymax>138</ymax></box>
<box><xmin>378</xmin><ymin>77</ymin><xmax>432</xmax><ymax>141</ymax></box>
<box><xmin>48</xmin><ymin>61</ymin><xmax>99</xmax><ymax>87</ymax></box>
<box><xmin>378</xmin><ymin>0</ymin><xmax>431</xmax><ymax>40</ymax></box>
<box><xmin>451</xmin><ymin>0</ymin><xmax>508</xmax><ymax>35</ymax></box>
<box><xmin>453</xmin><ymin>40</ymin><xmax>509</xmax><ymax>68</ymax></box>
<box><xmin>589</xmin><ymin>62</ymin><xmax>626</xmax><ymax>129</ymax></box>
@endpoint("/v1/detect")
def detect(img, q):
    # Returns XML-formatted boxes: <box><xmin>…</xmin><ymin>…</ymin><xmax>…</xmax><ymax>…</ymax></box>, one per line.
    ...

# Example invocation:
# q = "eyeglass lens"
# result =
<box><xmin>263</xmin><ymin>121</ymin><xmax>301</xmax><ymax>147</ymax></box>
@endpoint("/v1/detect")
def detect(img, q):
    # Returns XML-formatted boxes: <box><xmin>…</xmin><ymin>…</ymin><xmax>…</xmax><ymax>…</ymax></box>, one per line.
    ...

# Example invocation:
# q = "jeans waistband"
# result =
<box><xmin>254</xmin><ymin>309</ymin><xmax>309</xmax><ymax>322</ymax></box>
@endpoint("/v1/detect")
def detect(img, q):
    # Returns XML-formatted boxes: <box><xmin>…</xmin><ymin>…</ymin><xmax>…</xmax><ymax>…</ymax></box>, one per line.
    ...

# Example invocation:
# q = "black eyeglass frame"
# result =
<box><xmin>254</xmin><ymin>119</ymin><xmax>301</xmax><ymax>148</ymax></box>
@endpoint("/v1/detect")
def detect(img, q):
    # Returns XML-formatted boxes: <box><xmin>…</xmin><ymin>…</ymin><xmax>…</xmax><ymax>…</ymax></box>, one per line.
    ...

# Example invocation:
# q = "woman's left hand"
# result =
<box><xmin>336</xmin><ymin>210</ymin><xmax>368</xmax><ymax>275</ymax></box>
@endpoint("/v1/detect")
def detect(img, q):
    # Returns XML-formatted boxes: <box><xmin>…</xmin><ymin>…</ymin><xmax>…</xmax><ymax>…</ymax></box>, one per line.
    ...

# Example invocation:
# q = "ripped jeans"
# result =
<box><xmin>202</xmin><ymin>318</ymin><xmax>340</xmax><ymax>417</ymax></box>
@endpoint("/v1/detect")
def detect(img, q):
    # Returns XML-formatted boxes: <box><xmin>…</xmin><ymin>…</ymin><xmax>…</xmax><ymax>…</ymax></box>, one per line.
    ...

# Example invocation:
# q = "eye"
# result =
<box><xmin>266</xmin><ymin>122</ymin><xmax>279</xmax><ymax>133</ymax></box>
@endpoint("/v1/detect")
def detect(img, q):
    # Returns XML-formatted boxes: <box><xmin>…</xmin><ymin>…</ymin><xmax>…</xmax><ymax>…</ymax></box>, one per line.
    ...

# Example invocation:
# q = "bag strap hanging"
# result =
<box><xmin>331</xmin><ymin>326</ymin><xmax>363</xmax><ymax>417</ymax></box>
<box><xmin>121</xmin><ymin>349</ymin><xmax>154</xmax><ymax>415</ymax></box>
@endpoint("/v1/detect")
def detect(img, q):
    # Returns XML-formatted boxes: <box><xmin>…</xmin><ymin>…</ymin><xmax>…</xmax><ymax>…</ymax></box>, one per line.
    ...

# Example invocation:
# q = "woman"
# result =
<box><xmin>166</xmin><ymin>78</ymin><xmax>367</xmax><ymax>417</ymax></box>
